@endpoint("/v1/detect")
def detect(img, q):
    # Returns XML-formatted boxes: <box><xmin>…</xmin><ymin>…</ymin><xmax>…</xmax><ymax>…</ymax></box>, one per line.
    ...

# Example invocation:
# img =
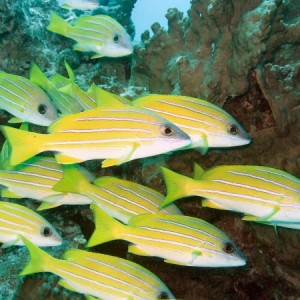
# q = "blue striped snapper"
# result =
<box><xmin>161</xmin><ymin>164</ymin><xmax>300</xmax><ymax>228</ymax></box>
<box><xmin>47</xmin><ymin>12</ymin><xmax>133</xmax><ymax>59</ymax></box>
<box><xmin>53</xmin><ymin>165</ymin><xmax>182</xmax><ymax>223</ymax></box>
<box><xmin>20</xmin><ymin>237</ymin><xmax>174</xmax><ymax>300</ymax></box>
<box><xmin>132</xmin><ymin>94</ymin><xmax>251</xmax><ymax>153</ymax></box>
<box><xmin>30</xmin><ymin>63</ymin><xmax>83</xmax><ymax>115</ymax></box>
<box><xmin>58</xmin><ymin>0</ymin><xmax>99</xmax><ymax>10</ymax></box>
<box><xmin>0</xmin><ymin>202</ymin><xmax>62</xmax><ymax>247</ymax></box>
<box><xmin>0</xmin><ymin>156</ymin><xmax>92</xmax><ymax>210</ymax></box>
<box><xmin>0</xmin><ymin>105</ymin><xmax>191</xmax><ymax>167</ymax></box>
<box><xmin>0</xmin><ymin>71</ymin><xmax>58</xmax><ymax>126</ymax></box>
<box><xmin>88</xmin><ymin>205</ymin><xmax>247</xmax><ymax>267</ymax></box>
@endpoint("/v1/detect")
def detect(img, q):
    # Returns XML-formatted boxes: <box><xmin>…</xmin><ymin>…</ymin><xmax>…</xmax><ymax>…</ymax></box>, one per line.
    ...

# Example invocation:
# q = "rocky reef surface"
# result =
<box><xmin>0</xmin><ymin>0</ymin><xmax>299</xmax><ymax>299</ymax></box>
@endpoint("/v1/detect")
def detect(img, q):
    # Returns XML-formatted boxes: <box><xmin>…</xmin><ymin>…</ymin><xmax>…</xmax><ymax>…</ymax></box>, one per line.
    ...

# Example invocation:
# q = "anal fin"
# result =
<box><xmin>55</xmin><ymin>153</ymin><xmax>83</xmax><ymax>164</ymax></box>
<box><xmin>202</xmin><ymin>199</ymin><xmax>225</xmax><ymax>210</ymax></box>
<box><xmin>128</xmin><ymin>244</ymin><xmax>151</xmax><ymax>256</ymax></box>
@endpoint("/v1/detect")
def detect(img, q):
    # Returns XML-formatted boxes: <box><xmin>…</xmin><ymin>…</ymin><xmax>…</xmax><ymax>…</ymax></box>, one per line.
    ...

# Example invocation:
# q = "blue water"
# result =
<box><xmin>132</xmin><ymin>0</ymin><xmax>190</xmax><ymax>41</ymax></box>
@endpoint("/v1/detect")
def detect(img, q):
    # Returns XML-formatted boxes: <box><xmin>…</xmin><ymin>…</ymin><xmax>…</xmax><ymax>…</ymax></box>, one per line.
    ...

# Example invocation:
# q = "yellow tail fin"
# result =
<box><xmin>87</xmin><ymin>203</ymin><xmax>126</xmax><ymax>247</ymax></box>
<box><xmin>53</xmin><ymin>164</ymin><xmax>91</xmax><ymax>194</ymax></box>
<box><xmin>0</xmin><ymin>126</ymin><xmax>44</xmax><ymax>167</ymax></box>
<box><xmin>47</xmin><ymin>11</ymin><xmax>73</xmax><ymax>37</ymax></box>
<box><xmin>160</xmin><ymin>167</ymin><xmax>195</xmax><ymax>207</ymax></box>
<box><xmin>19</xmin><ymin>237</ymin><xmax>56</xmax><ymax>276</ymax></box>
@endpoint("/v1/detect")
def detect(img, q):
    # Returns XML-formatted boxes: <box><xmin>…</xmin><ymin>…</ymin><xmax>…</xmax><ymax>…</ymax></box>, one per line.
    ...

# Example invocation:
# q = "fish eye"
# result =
<box><xmin>157</xmin><ymin>291</ymin><xmax>170</xmax><ymax>299</ymax></box>
<box><xmin>161</xmin><ymin>125</ymin><xmax>174</xmax><ymax>137</ymax></box>
<box><xmin>223</xmin><ymin>242</ymin><xmax>235</xmax><ymax>254</ymax></box>
<box><xmin>38</xmin><ymin>104</ymin><xmax>47</xmax><ymax>115</ymax></box>
<box><xmin>41</xmin><ymin>226</ymin><xmax>52</xmax><ymax>237</ymax></box>
<box><xmin>113</xmin><ymin>34</ymin><xmax>120</xmax><ymax>43</ymax></box>
<box><xmin>228</xmin><ymin>124</ymin><xmax>239</xmax><ymax>135</ymax></box>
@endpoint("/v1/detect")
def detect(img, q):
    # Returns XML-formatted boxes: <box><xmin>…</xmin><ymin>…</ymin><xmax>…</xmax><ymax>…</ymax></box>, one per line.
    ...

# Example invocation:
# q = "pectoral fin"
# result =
<box><xmin>242</xmin><ymin>206</ymin><xmax>280</xmax><ymax>222</ymax></box>
<box><xmin>102</xmin><ymin>142</ymin><xmax>140</xmax><ymax>168</ymax></box>
<box><xmin>190</xmin><ymin>250</ymin><xmax>202</xmax><ymax>264</ymax></box>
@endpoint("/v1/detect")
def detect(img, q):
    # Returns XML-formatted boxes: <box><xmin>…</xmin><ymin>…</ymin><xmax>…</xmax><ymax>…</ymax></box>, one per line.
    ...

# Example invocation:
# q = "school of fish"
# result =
<box><xmin>0</xmin><ymin>5</ymin><xmax>298</xmax><ymax>300</ymax></box>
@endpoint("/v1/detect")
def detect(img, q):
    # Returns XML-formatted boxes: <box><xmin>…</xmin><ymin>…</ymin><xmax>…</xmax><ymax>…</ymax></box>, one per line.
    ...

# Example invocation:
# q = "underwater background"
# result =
<box><xmin>0</xmin><ymin>0</ymin><xmax>299</xmax><ymax>299</ymax></box>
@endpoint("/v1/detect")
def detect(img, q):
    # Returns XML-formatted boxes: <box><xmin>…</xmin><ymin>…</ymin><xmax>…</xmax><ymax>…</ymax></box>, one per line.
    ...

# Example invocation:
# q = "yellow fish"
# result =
<box><xmin>0</xmin><ymin>105</ymin><xmax>191</xmax><ymax>167</ymax></box>
<box><xmin>58</xmin><ymin>0</ymin><xmax>99</xmax><ymax>10</ymax></box>
<box><xmin>132</xmin><ymin>94</ymin><xmax>251</xmax><ymax>153</ymax></box>
<box><xmin>161</xmin><ymin>164</ymin><xmax>300</xmax><ymax>229</ymax></box>
<box><xmin>0</xmin><ymin>202</ymin><xmax>62</xmax><ymax>247</ymax></box>
<box><xmin>20</xmin><ymin>237</ymin><xmax>174</xmax><ymax>299</ymax></box>
<box><xmin>0</xmin><ymin>71</ymin><xmax>58</xmax><ymax>126</ymax></box>
<box><xmin>0</xmin><ymin>156</ymin><xmax>92</xmax><ymax>210</ymax></box>
<box><xmin>47</xmin><ymin>12</ymin><xmax>133</xmax><ymax>59</ymax></box>
<box><xmin>88</xmin><ymin>204</ymin><xmax>247</xmax><ymax>267</ymax></box>
<box><xmin>53</xmin><ymin>164</ymin><xmax>182</xmax><ymax>223</ymax></box>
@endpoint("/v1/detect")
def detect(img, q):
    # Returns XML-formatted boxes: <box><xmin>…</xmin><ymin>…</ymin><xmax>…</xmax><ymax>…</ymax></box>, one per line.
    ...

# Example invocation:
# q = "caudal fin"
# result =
<box><xmin>0</xmin><ymin>126</ymin><xmax>43</xmax><ymax>167</ymax></box>
<box><xmin>30</xmin><ymin>63</ymin><xmax>49</xmax><ymax>91</ymax></box>
<box><xmin>47</xmin><ymin>11</ymin><xmax>73</xmax><ymax>38</ymax></box>
<box><xmin>53</xmin><ymin>165</ymin><xmax>90</xmax><ymax>194</ymax></box>
<box><xmin>160</xmin><ymin>167</ymin><xmax>196</xmax><ymax>208</ymax></box>
<box><xmin>87</xmin><ymin>203</ymin><xmax>126</xmax><ymax>247</ymax></box>
<box><xmin>19</xmin><ymin>237</ymin><xmax>56</xmax><ymax>276</ymax></box>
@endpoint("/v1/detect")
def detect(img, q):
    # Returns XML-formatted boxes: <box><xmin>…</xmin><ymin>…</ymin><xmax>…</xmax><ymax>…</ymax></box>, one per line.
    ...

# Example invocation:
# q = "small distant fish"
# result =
<box><xmin>0</xmin><ymin>202</ymin><xmax>62</xmax><ymax>247</ymax></box>
<box><xmin>53</xmin><ymin>164</ymin><xmax>182</xmax><ymax>223</ymax></box>
<box><xmin>30</xmin><ymin>63</ymin><xmax>83</xmax><ymax>115</ymax></box>
<box><xmin>47</xmin><ymin>11</ymin><xmax>133</xmax><ymax>59</ymax></box>
<box><xmin>58</xmin><ymin>0</ymin><xmax>99</xmax><ymax>10</ymax></box>
<box><xmin>88</xmin><ymin>205</ymin><xmax>247</xmax><ymax>267</ymax></box>
<box><xmin>0</xmin><ymin>71</ymin><xmax>58</xmax><ymax>126</ymax></box>
<box><xmin>20</xmin><ymin>237</ymin><xmax>174</xmax><ymax>299</ymax></box>
<box><xmin>132</xmin><ymin>94</ymin><xmax>251</xmax><ymax>153</ymax></box>
<box><xmin>161</xmin><ymin>164</ymin><xmax>300</xmax><ymax>229</ymax></box>
<box><xmin>0</xmin><ymin>156</ymin><xmax>92</xmax><ymax>211</ymax></box>
<box><xmin>0</xmin><ymin>105</ymin><xmax>191</xmax><ymax>167</ymax></box>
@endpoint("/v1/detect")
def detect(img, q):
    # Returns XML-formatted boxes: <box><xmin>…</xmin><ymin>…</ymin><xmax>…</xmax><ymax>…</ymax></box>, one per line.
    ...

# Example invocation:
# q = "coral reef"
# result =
<box><xmin>0</xmin><ymin>0</ymin><xmax>299</xmax><ymax>299</ymax></box>
<box><xmin>132</xmin><ymin>0</ymin><xmax>300</xmax><ymax>135</ymax></box>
